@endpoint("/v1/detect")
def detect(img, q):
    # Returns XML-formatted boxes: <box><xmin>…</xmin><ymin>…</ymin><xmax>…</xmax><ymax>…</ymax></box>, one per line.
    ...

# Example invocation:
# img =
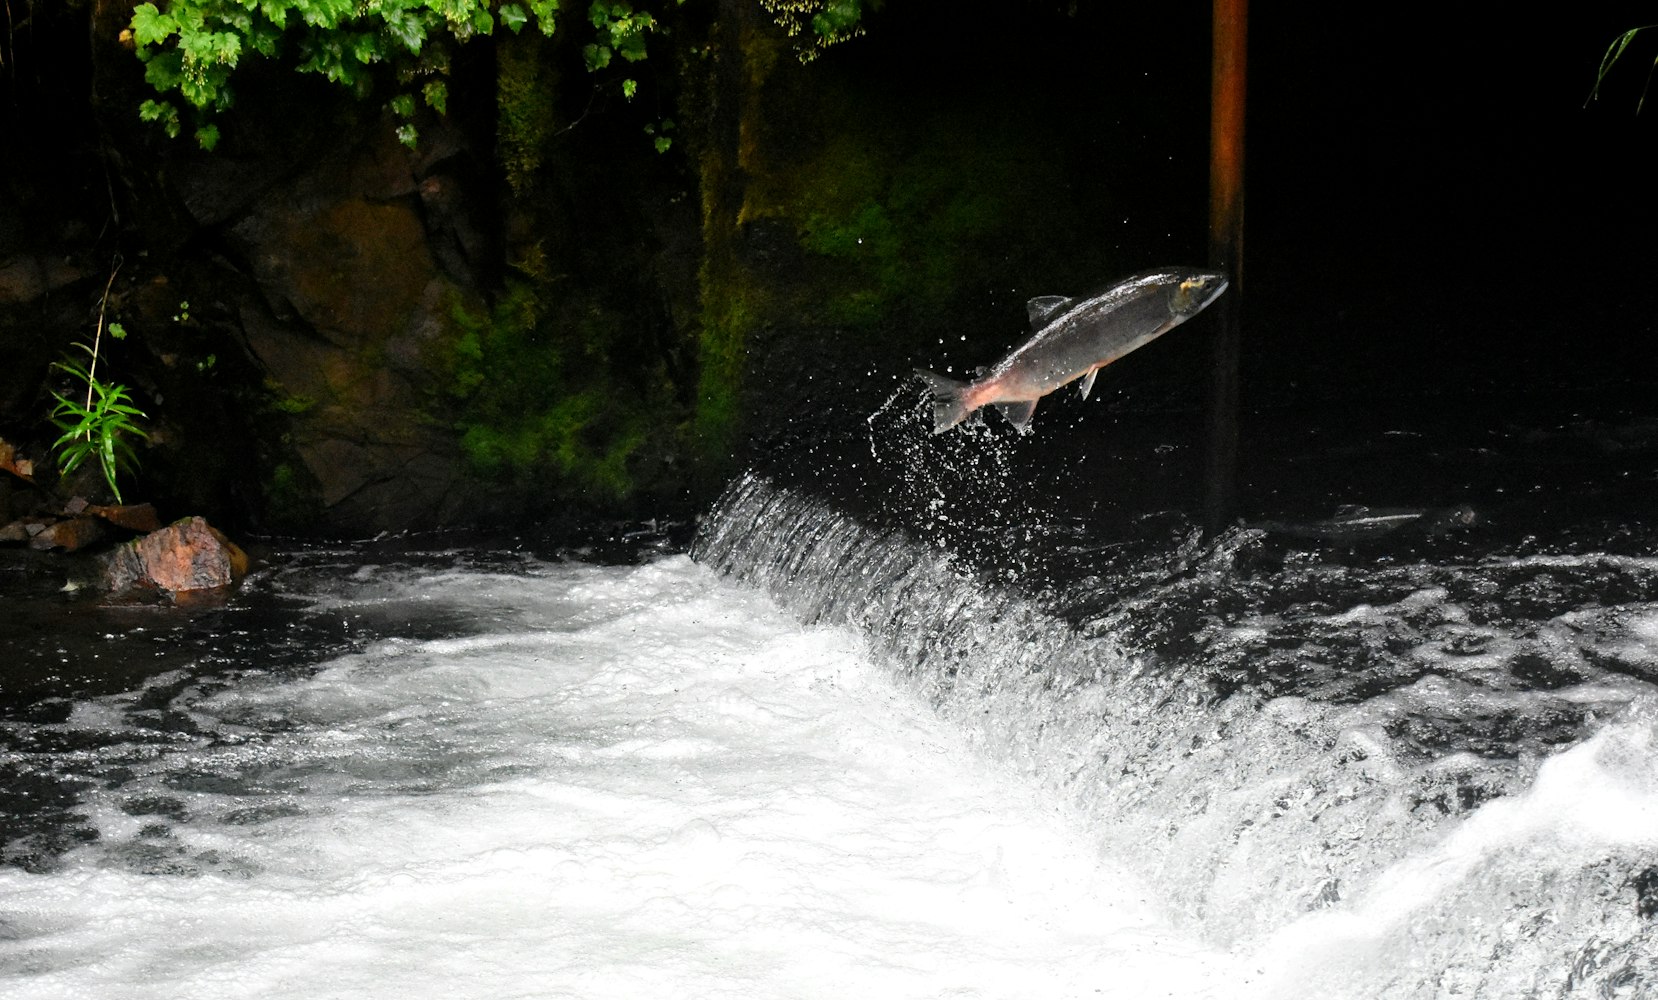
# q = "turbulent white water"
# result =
<box><xmin>6</xmin><ymin>495</ymin><xmax>1658</xmax><ymax>999</ymax></box>
<box><xmin>0</xmin><ymin>556</ymin><xmax>1229</xmax><ymax>1000</ymax></box>
<box><xmin>694</xmin><ymin>473</ymin><xmax>1658</xmax><ymax>998</ymax></box>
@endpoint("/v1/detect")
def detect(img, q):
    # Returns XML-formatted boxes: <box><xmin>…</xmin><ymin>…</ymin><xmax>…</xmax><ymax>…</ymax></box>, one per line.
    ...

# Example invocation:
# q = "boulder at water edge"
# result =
<box><xmin>102</xmin><ymin>516</ymin><xmax>249</xmax><ymax>601</ymax></box>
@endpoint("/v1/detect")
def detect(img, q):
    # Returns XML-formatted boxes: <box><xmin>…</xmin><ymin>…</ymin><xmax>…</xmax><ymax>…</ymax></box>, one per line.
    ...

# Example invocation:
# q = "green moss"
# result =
<box><xmin>271</xmin><ymin>392</ymin><xmax>317</xmax><ymax>415</ymax></box>
<box><xmin>262</xmin><ymin>459</ymin><xmax>323</xmax><ymax>529</ymax></box>
<box><xmin>685</xmin><ymin>32</ymin><xmax>1072</xmax><ymax>468</ymax></box>
<box><xmin>592</xmin><ymin>422</ymin><xmax>646</xmax><ymax>498</ymax></box>
<box><xmin>693</xmin><ymin>255</ymin><xmax>759</xmax><ymax>462</ymax></box>
<box><xmin>497</xmin><ymin>31</ymin><xmax>558</xmax><ymax>197</ymax></box>
<box><xmin>438</xmin><ymin>281</ymin><xmax>668</xmax><ymax>503</ymax></box>
<box><xmin>745</xmin><ymin>108</ymin><xmax>1062</xmax><ymax>330</ymax></box>
<box><xmin>691</xmin><ymin>135</ymin><xmax>754</xmax><ymax>465</ymax></box>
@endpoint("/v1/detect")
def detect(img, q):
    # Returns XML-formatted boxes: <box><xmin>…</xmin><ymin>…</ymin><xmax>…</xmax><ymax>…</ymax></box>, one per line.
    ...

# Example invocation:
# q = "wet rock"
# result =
<box><xmin>221</xmin><ymin>122</ymin><xmax>483</xmax><ymax>534</ymax></box>
<box><xmin>0</xmin><ymin>254</ymin><xmax>88</xmax><ymax>307</ymax></box>
<box><xmin>0</xmin><ymin>437</ymin><xmax>34</xmax><ymax>481</ymax></box>
<box><xmin>86</xmin><ymin>502</ymin><xmax>163</xmax><ymax>534</ymax></box>
<box><xmin>28</xmin><ymin>517</ymin><xmax>106</xmax><ymax>553</ymax></box>
<box><xmin>1636</xmin><ymin>867</ymin><xmax>1658</xmax><ymax>920</ymax></box>
<box><xmin>102</xmin><ymin>516</ymin><xmax>249</xmax><ymax>600</ymax></box>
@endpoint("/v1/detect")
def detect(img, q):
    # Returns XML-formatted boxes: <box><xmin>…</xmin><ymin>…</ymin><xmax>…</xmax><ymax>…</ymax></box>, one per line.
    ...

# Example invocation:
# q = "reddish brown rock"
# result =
<box><xmin>86</xmin><ymin>502</ymin><xmax>163</xmax><ymax>534</ymax></box>
<box><xmin>0</xmin><ymin>438</ymin><xmax>34</xmax><ymax>482</ymax></box>
<box><xmin>28</xmin><ymin>517</ymin><xmax>107</xmax><ymax>552</ymax></box>
<box><xmin>103</xmin><ymin>516</ymin><xmax>250</xmax><ymax>599</ymax></box>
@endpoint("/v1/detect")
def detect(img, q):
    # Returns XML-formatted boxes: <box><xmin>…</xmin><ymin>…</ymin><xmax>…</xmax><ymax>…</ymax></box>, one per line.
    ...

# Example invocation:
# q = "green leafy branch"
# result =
<box><xmin>128</xmin><ymin>1</ymin><xmax>863</xmax><ymax>153</ymax></box>
<box><xmin>51</xmin><ymin>349</ymin><xmax>150</xmax><ymax>504</ymax></box>
<box><xmin>582</xmin><ymin>1</ymin><xmax>656</xmax><ymax>71</ymax></box>
<box><xmin>1589</xmin><ymin>24</ymin><xmax>1658</xmax><ymax>113</ymax></box>
<box><xmin>129</xmin><ymin>0</ymin><xmax>563</xmax><ymax>149</ymax></box>
<box><xmin>757</xmin><ymin>0</ymin><xmax>867</xmax><ymax>62</ymax></box>
<box><xmin>49</xmin><ymin>260</ymin><xmax>149</xmax><ymax>503</ymax></box>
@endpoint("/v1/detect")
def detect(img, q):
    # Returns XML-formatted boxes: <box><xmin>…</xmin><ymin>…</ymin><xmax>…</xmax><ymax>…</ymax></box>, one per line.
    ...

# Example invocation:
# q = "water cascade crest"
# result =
<box><xmin>693</xmin><ymin>469</ymin><xmax>1658</xmax><ymax>997</ymax></box>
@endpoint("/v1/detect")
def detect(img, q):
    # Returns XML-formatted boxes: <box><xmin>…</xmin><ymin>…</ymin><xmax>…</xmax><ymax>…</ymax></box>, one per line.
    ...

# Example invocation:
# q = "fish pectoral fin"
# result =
<box><xmin>1078</xmin><ymin>368</ymin><xmax>1099</xmax><ymax>401</ymax></box>
<box><xmin>993</xmin><ymin>399</ymin><xmax>1039</xmax><ymax>435</ymax></box>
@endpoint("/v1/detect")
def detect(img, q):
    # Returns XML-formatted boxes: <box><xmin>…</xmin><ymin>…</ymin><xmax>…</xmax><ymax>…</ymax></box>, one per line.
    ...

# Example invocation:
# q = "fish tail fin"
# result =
<box><xmin>912</xmin><ymin>369</ymin><xmax>972</xmax><ymax>434</ymax></box>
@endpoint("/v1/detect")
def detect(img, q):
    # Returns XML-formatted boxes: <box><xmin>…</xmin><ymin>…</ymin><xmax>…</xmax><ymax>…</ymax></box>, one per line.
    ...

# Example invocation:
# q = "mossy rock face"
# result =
<box><xmin>219</xmin><ymin>119</ymin><xmax>488</xmax><ymax>534</ymax></box>
<box><xmin>496</xmin><ymin>30</ymin><xmax>560</xmax><ymax>200</ymax></box>
<box><xmin>689</xmin><ymin>39</ymin><xmax>1125</xmax><ymax>464</ymax></box>
<box><xmin>747</xmin><ymin>112</ymin><xmax>1071</xmax><ymax>331</ymax></box>
<box><xmin>236</xmin><ymin>199</ymin><xmax>437</xmax><ymax>344</ymax></box>
<box><xmin>433</xmin><ymin>277</ymin><xmax>683</xmax><ymax>515</ymax></box>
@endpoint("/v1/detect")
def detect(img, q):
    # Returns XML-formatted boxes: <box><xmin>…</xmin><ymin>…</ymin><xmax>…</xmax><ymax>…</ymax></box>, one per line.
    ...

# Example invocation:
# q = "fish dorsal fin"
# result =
<box><xmin>1078</xmin><ymin>368</ymin><xmax>1098</xmax><ymax>401</ymax></box>
<box><xmin>993</xmin><ymin>399</ymin><xmax>1038</xmax><ymax>435</ymax></box>
<box><xmin>1026</xmin><ymin>295</ymin><xmax>1071</xmax><ymax>328</ymax></box>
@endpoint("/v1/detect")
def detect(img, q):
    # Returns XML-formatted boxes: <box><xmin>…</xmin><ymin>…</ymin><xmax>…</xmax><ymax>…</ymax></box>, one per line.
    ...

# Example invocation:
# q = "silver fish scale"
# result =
<box><xmin>996</xmin><ymin>268</ymin><xmax>1205</xmax><ymax>392</ymax></box>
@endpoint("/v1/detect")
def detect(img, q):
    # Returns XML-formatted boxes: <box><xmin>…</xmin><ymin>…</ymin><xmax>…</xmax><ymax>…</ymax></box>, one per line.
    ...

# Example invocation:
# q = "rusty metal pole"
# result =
<box><xmin>1205</xmin><ymin>0</ymin><xmax>1247</xmax><ymax>536</ymax></box>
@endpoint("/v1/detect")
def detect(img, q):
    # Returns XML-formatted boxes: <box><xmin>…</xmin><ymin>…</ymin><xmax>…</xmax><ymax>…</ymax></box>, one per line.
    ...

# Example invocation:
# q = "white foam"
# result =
<box><xmin>1242</xmin><ymin>707</ymin><xmax>1658</xmax><ymax>997</ymax></box>
<box><xmin>0</xmin><ymin>556</ymin><xmax>1224</xmax><ymax>1000</ymax></box>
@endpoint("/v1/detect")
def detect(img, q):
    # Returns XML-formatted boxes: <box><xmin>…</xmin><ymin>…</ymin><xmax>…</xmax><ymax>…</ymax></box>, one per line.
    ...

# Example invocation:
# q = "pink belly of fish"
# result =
<box><xmin>966</xmin><ymin>367</ymin><xmax>1084</xmax><ymax>410</ymax></box>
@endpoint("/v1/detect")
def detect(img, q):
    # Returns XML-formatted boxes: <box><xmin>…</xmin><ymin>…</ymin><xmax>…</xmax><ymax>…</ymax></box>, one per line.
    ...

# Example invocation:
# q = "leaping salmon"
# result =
<box><xmin>915</xmin><ymin>267</ymin><xmax>1228</xmax><ymax>434</ymax></box>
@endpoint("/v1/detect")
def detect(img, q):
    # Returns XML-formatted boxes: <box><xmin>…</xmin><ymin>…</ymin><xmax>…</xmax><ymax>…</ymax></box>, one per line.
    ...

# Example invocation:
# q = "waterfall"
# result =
<box><xmin>694</xmin><ymin>470</ymin><xmax>1658</xmax><ymax>996</ymax></box>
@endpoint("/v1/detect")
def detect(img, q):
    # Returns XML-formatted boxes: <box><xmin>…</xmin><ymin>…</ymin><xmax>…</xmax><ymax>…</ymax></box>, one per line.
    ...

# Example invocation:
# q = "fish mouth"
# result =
<box><xmin>1201</xmin><ymin>275</ymin><xmax>1230</xmax><ymax>308</ymax></box>
<box><xmin>1177</xmin><ymin>272</ymin><xmax>1230</xmax><ymax>313</ymax></box>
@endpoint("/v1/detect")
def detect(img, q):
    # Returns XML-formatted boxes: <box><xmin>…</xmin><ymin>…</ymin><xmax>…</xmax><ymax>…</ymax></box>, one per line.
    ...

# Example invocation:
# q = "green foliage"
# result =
<box><xmin>423</xmin><ymin>79</ymin><xmax>449</xmax><ymax>114</ymax></box>
<box><xmin>127</xmin><ymin>0</ymin><xmax>858</xmax><ymax>152</ymax></box>
<box><xmin>50</xmin><ymin>345</ymin><xmax>149</xmax><ymax>504</ymax></box>
<box><xmin>582</xmin><ymin>1</ymin><xmax>656</xmax><ymax>71</ymax></box>
<box><xmin>1589</xmin><ymin>24</ymin><xmax>1658</xmax><ymax>113</ymax></box>
<box><xmin>48</xmin><ymin>261</ymin><xmax>148</xmax><ymax>503</ymax></box>
<box><xmin>758</xmin><ymin>0</ymin><xmax>867</xmax><ymax>62</ymax></box>
<box><xmin>644</xmin><ymin>116</ymin><xmax>674</xmax><ymax>153</ymax></box>
<box><xmin>139</xmin><ymin>98</ymin><xmax>183</xmax><ymax>138</ymax></box>
<box><xmin>124</xmin><ymin>0</ymin><xmax>723</xmax><ymax>150</ymax></box>
<box><xmin>442</xmin><ymin>283</ymin><xmax>661</xmax><ymax>501</ymax></box>
<box><xmin>500</xmin><ymin>3</ymin><xmax>530</xmax><ymax>33</ymax></box>
<box><xmin>128</xmin><ymin>0</ymin><xmax>566</xmax><ymax>148</ymax></box>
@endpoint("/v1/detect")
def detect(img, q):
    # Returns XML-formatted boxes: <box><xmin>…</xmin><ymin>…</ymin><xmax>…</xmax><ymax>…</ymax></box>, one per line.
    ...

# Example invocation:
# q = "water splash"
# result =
<box><xmin>693</xmin><ymin>473</ymin><xmax>1658</xmax><ymax>994</ymax></box>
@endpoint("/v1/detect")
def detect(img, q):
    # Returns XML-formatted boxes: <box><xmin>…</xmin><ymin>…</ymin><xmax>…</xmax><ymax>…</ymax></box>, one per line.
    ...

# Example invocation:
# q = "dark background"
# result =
<box><xmin>858</xmin><ymin>1</ymin><xmax>1658</xmax><ymax>400</ymax></box>
<box><xmin>1247</xmin><ymin>4</ymin><xmax>1658</xmax><ymax>398</ymax></box>
<box><xmin>767</xmin><ymin>2</ymin><xmax>1658</xmax><ymax>544</ymax></box>
<box><xmin>2</xmin><ymin>1</ymin><xmax>1654</xmax><ymax>533</ymax></box>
